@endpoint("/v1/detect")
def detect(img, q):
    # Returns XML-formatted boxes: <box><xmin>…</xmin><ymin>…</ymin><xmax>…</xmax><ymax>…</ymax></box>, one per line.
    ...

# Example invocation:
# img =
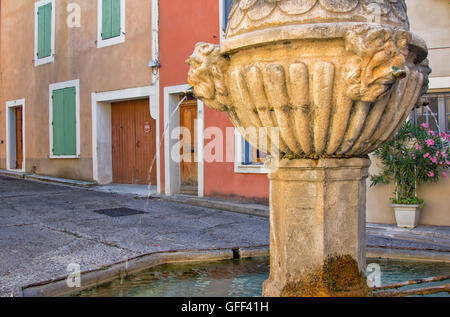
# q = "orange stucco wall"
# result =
<box><xmin>203</xmin><ymin>107</ymin><xmax>270</xmax><ymax>202</ymax></box>
<box><xmin>159</xmin><ymin>0</ymin><xmax>269</xmax><ymax>201</ymax></box>
<box><xmin>0</xmin><ymin>0</ymin><xmax>153</xmax><ymax>180</ymax></box>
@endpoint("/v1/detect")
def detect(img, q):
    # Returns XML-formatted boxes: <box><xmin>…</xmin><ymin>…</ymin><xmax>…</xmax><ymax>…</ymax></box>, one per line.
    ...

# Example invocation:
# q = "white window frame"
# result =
<box><xmin>234</xmin><ymin>129</ymin><xmax>269</xmax><ymax>174</ymax></box>
<box><xmin>49</xmin><ymin>79</ymin><xmax>81</xmax><ymax>159</ymax></box>
<box><xmin>97</xmin><ymin>0</ymin><xmax>126</xmax><ymax>48</ymax></box>
<box><xmin>34</xmin><ymin>0</ymin><xmax>56</xmax><ymax>67</ymax></box>
<box><xmin>5</xmin><ymin>99</ymin><xmax>26</xmax><ymax>172</ymax></box>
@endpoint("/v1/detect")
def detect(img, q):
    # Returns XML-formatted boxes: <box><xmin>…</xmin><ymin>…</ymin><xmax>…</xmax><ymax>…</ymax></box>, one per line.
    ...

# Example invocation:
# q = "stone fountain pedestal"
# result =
<box><xmin>262</xmin><ymin>158</ymin><xmax>371</xmax><ymax>297</ymax></box>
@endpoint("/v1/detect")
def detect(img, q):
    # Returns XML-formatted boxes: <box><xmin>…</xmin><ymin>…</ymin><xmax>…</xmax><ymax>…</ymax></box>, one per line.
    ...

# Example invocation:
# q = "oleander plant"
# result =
<box><xmin>371</xmin><ymin>120</ymin><xmax>450</xmax><ymax>206</ymax></box>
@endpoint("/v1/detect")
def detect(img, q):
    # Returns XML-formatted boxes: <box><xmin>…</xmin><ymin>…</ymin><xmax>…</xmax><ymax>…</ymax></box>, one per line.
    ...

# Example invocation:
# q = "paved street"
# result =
<box><xmin>1</xmin><ymin>175</ymin><xmax>449</xmax><ymax>297</ymax></box>
<box><xmin>0</xmin><ymin>175</ymin><xmax>269</xmax><ymax>297</ymax></box>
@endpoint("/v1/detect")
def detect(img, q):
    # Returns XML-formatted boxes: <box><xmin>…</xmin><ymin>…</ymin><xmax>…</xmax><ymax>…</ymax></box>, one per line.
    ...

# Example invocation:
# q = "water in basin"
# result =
<box><xmin>72</xmin><ymin>257</ymin><xmax>450</xmax><ymax>297</ymax></box>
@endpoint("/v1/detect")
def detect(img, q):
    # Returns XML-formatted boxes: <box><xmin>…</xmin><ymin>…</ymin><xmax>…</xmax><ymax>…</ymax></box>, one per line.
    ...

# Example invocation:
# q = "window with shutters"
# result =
<box><xmin>34</xmin><ymin>0</ymin><xmax>55</xmax><ymax>66</ymax></box>
<box><xmin>97</xmin><ymin>0</ymin><xmax>126</xmax><ymax>48</ymax></box>
<box><xmin>49</xmin><ymin>80</ymin><xmax>80</xmax><ymax>158</ymax></box>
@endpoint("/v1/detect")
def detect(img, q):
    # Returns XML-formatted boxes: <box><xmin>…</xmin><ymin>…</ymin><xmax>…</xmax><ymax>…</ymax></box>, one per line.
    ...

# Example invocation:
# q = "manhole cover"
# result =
<box><xmin>93</xmin><ymin>207</ymin><xmax>146</xmax><ymax>218</ymax></box>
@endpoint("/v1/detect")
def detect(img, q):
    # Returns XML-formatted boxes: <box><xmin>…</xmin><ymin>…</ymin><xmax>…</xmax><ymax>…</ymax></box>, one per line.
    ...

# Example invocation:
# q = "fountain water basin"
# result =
<box><xmin>71</xmin><ymin>257</ymin><xmax>450</xmax><ymax>297</ymax></box>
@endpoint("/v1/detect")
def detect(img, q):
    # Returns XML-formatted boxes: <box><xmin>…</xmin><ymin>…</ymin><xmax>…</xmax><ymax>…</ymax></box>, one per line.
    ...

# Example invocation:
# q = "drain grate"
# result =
<box><xmin>93</xmin><ymin>207</ymin><xmax>146</xmax><ymax>218</ymax></box>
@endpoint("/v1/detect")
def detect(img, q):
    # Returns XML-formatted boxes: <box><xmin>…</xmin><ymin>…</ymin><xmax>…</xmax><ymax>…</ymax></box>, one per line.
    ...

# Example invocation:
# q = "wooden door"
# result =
<box><xmin>134</xmin><ymin>100</ymin><xmax>157</xmax><ymax>185</ymax></box>
<box><xmin>111</xmin><ymin>99</ymin><xmax>156</xmax><ymax>185</ymax></box>
<box><xmin>15</xmin><ymin>107</ymin><xmax>23</xmax><ymax>170</ymax></box>
<box><xmin>179</xmin><ymin>98</ymin><xmax>198</xmax><ymax>187</ymax></box>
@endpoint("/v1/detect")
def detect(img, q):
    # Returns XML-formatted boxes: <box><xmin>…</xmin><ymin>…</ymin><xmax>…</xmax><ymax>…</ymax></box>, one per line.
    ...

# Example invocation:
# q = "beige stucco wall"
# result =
<box><xmin>367</xmin><ymin>0</ymin><xmax>450</xmax><ymax>226</ymax></box>
<box><xmin>0</xmin><ymin>0</ymin><xmax>153</xmax><ymax>180</ymax></box>
<box><xmin>367</xmin><ymin>156</ymin><xmax>450</xmax><ymax>226</ymax></box>
<box><xmin>407</xmin><ymin>0</ymin><xmax>450</xmax><ymax>78</ymax></box>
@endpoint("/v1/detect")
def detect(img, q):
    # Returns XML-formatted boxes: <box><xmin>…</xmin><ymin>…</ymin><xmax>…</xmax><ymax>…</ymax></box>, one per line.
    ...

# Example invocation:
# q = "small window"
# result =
<box><xmin>415</xmin><ymin>96</ymin><xmax>439</xmax><ymax>133</ymax></box>
<box><xmin>234</xmin><ymin>130</ymin><xmax>269</xmax><ymax>174</ymax></box>
<box><xmin>243</xmin><ymin>140</ymin><xmax>267</xmax><ymax>165</ymax></box>
<box><xmin>98</xmin><ymin>0</ymin><xmax>125</xmax><ymax>48</ymax></box>
<box><xmin>49</xmin><ymin>80</ymin><xmax>80</xmax><ymax>158</ymax></box>
<box><xmin>35</xmin><ymin>0</ymin><xmax>55</xmax><ymax>66</ymax></box>
<box><xmin>412</xmin><ymin>93</ymin><xmax>450</xmax><ymax>134</ymax></box>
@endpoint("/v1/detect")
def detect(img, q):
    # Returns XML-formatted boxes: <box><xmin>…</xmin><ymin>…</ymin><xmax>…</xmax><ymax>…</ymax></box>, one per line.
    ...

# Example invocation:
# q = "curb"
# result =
<box><xmin>367</xmin><ymin>247</ymin><xmax>450</xmax><ymax>263</ymax></box>
<box><xmin>367</xmin><ymin>224</ymin><xmax>450</xmax><ymax>241</ymax></box>
<box><xmin>0</xmin><ymin>170</ymin><xmax>96</xmax><ymax>188</ymax></box>
<box><xmin>160</xmin><ymin>196</ymin><xmax>270</xmax><ymax>218</ymax></box>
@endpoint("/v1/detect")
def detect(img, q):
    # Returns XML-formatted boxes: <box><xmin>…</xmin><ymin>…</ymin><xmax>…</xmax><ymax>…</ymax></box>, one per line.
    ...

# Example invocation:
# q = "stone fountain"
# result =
<box><xmin>187</xmin><ymin>0</ymin><xmax>430</xmax><ymax>297</ymax></box>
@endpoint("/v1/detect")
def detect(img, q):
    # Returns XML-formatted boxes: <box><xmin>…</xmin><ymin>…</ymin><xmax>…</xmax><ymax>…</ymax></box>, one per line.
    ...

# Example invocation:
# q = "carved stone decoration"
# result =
<box><xmin>226</xmin><ymin>0</ymin><xmax>410</xmax><ymax>38</ymax></box>
<box><xmin>344</xmin><ymin>26</ymin><xmax>410</xmax><ymax>103</ymax></box>
<box><xmin>188</xmin><ymin>30</ymin><xmax>427</xmax><ymax>158</ymax></box>
<box><xmin>187</xmin><ymin>0</ymin><xmax>429</xmax><ymax>297</ymax></box>
<box><xmin>186</xmin><ymin>43</ymin><xmax>231</xmax><ymax>111</ymax></box>
<box><xmin>319</xmin><ymin>0</ymin><xmax>359</xmax><ymax>13</ymax></box>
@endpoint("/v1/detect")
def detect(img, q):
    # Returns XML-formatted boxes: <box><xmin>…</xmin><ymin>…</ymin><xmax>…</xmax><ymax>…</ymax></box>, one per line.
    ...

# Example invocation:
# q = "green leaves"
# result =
<box><xmin>371</xmin><ymin>121</ymin><xmax>450</xmax><ymax>202</ymax></box>
<box><xmin>391</xmin><ymin>197</ymin><xmax>424</xmax><ymax>208</ymax></box>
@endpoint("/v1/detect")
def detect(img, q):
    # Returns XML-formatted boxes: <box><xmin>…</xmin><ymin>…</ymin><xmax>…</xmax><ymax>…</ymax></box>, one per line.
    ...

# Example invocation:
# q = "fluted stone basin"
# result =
<box><xmin>187</xmin><ymin>0</ymin><xmax>430</xmax><ymax>297</ymax></box>
<box><xmin>187</xmin><ymin>0</ymin><xmax>430</xmax><ymax>159</ymax></box>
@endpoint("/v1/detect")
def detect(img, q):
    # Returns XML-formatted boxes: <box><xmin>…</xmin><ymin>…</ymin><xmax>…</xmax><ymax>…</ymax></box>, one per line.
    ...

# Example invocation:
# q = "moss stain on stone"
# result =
<box><xmin>323</xmin><ymin>255</ymin><xmax>362</xmax><ymax>292</ymax></box>
<box><xmin>280</xmin><ymin>255</ymin><xmax>372</xmax><ymax>297</ymax></box>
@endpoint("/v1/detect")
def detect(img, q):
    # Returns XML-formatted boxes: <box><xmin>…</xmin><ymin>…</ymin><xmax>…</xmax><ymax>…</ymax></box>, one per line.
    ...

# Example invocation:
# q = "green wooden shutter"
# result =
<box><xmin>111</xmin><ymin>0</ymin><xmax>121</xmax><ymax>38</ymax></box>
<box><xmin>52</xmin><ymin>89</ymin><xmax>65</xmax><ymax>155</ymax></box>
<box><xmin>102</xmin><ymin>0</ymin><xmax>121</xmax><ymax>40</ymax></box>
<box><xmin>37</xmin><ymin>3</ymin><xmax>52</xmax><ymax>59</ymax></box>
<box><xmin>52</xmin><ymin>88</ymin><xmax>77</xmax><ymax>156</ymax></box>
<box><xmin>63</xmin><ymin>87</ymin><xmax>77</xmax><ymax>156</ymax></box>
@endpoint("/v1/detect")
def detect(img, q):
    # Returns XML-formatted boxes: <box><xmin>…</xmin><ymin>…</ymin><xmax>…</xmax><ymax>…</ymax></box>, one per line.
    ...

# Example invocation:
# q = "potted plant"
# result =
<box><xmin>371</xmin><ymin>121</ymin><xmax>450</xmax><ymax>228</ymax></box>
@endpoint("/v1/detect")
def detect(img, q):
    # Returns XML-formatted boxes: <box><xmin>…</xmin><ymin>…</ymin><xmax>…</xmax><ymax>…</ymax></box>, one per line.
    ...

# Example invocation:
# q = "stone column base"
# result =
<box><xmin>262</xmin><ymin>158</ymin><xmax>372</xmax><ymax>297</ymax></box>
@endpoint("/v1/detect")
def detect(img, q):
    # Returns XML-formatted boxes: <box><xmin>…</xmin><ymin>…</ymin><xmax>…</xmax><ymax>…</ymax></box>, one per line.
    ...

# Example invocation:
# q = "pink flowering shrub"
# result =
<box><xmin>371</xmin><ymin>121</ymin><xmax>450</xmax><ymax>205</ymax></box>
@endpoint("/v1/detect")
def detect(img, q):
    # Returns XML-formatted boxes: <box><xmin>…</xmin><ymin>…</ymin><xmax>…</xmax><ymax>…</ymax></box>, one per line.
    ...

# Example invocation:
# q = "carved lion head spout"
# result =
<box><xmin>417</xmin><ymin>58</ymin><xmax>432</xmax><ymax>101</ymax></box>
<box><xmin>186</xmin><ymin>42</ymin><xmax>230</xmax><ymax>111</ymax></box>
<box><xmin>345</xmin><ymin>26</ymin><xmax>411</xmax><ymax>103</ymax></box>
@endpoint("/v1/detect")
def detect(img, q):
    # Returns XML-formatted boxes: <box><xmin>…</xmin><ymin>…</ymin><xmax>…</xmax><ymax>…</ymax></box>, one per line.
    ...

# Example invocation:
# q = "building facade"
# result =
<box><xmin>0</xmin><ymin>0</ymin><xmax>158</xmax><ymax>185</ymax></box>
<box><xmin>159</xmin><ymin>0</ymin><xmax>269</xmax><ymax>201</ymax></box>
<box><xmin>367</xmin><ymin>0</ymin><xmax>450</xmax><ymax>226</ymax></box>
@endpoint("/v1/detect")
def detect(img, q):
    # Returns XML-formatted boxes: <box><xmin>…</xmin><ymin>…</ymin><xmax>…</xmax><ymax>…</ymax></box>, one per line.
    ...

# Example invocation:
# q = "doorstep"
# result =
<box><xmin>90</xmin><ymin>184</ymin><xmax>157</xmax><ymax>197</ymax></box>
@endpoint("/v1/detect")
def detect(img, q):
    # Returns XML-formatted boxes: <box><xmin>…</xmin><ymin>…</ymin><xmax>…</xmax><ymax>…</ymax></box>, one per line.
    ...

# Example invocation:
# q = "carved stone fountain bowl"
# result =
<box><xmin>221</xmin><ymin>29</ymin><xmax>428</xmax><ymax>158</ymax></box>
<box><xmin>186</xmin><ymin>1</ymin><xmax>430</xmax><ymax>158</ymax></box>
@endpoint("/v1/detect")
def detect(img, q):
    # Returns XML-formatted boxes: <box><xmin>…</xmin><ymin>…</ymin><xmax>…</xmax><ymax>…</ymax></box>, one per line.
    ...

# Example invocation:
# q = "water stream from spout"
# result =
<box><xmin>144</xmin><ymin>95</ymin><xmax>188</xmax><ymax>210</ymax></box>
<box><xmin>426</xmin><ymin>105</ymin><xmax>443</xmax><ymax>134</ymax></box>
